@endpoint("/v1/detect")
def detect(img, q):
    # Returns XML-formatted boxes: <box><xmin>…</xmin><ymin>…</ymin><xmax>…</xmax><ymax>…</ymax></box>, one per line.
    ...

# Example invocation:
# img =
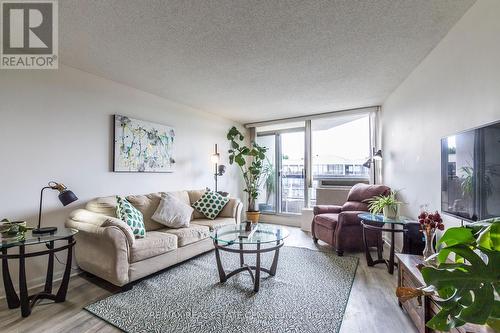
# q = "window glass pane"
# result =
<box><xmin>311</xmin><ymin>115</ymin><xmax>370</xmax><ymax>204</ymax></box>
<box><xmin>281</xmin><ymin>131</ymin><xmax>305</xmax><ymax>214</ymax></box>
<box><xmin>255</xmin><ymin>134</ymin><xmax>276</xmax><ymax>213</ymax></box>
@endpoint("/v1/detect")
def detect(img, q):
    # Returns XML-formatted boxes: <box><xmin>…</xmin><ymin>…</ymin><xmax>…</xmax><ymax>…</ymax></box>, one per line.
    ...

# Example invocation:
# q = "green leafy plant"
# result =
<box><xmin>460</xmin><ymin>166</ymin><xmax>475</xmax><ymax>196</ymax></box>
<box><xmin>366</xmin><ymin>190</ymin><xmax>403</xmax><ymax>215</ymax></box>
<box><xmin>264</xmin><ymin>161</ymin><xmax>275</xmax><ymax>205</ymax></box>
<box><xmin>460</xmin><ymin>164</ymin><xmax>499</xmax><ymax>197</ymax></box>
<box><xmin>398</xmin><ymin>219</ymin><xmax>500</xmax><ymax>332</ymax></box>
<box><xmin>227</xmin><ymin>127</ymin><xmax>271</xmax><ymax>211</ymax></box>
<box><xmin>0</xmin><ymin>218</ymin><xmax>33</xmax><ymax>241</ymax></box>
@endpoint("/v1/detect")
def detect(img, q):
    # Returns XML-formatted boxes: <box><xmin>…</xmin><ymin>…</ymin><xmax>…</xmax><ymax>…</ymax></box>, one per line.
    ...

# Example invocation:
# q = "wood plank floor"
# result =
<box><xmin>0</xmin><ymin>226</ymin><xmax>417</xmax><ymax>333</ymax></box>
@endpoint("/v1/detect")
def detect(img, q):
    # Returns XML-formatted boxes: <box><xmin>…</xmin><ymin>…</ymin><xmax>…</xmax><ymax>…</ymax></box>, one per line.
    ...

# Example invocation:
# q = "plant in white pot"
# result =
<box><xmin>366</xmin><ymin>190</ymin><xmax>403</xmax><ymax>219</ymax></box>
<box><xmin>227</xmin><ymin>127</ymin><xmax>271</xmax><ymax>223</ymax></box>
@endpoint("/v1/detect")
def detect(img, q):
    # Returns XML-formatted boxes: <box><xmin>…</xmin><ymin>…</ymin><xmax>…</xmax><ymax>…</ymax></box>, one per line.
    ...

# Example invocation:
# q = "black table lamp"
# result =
<box><xmin>33</xmin><ymin>181</ymin><xmax>78</xmax><ymax>234</ymax></box>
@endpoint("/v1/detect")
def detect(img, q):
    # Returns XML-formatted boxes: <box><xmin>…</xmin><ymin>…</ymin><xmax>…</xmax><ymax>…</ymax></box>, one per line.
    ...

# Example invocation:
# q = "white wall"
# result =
<box><xmin>0</xmin><ymin>65</ymin><xmax>244</xmax><ymax>295</ymax></box>
<box><xmin>381</xmin><ymin>0</ymin><xmax>500</xmax><ymax>227</ymax></box>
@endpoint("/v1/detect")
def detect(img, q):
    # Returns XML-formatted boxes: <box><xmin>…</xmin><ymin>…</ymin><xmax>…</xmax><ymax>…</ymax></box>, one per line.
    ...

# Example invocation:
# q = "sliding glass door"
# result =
<box><xmin>280</xmin><ymin>131</ymin><xmax>305</xmax><ymax>214</ymax></box>
<box><xmin>256</xmin><ymin>128</ymin><xmax>305</xmax><ymax>215</ymax></box>
<box><xmin>255</xmin><ymin>134</ymin><xmax>277</xmax><ymax>213</ymax></box>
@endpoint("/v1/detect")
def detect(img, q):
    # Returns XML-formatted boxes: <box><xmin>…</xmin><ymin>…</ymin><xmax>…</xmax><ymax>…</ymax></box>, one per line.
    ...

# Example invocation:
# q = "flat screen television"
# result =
<box><xmin>441</xmin><ymin>120</ymin><xmax>500</xmax><ymax>221</ymax></box>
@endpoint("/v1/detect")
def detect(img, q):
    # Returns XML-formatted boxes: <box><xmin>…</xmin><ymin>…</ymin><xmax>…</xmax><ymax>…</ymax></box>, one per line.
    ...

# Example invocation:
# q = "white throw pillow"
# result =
<box><xmin>152</xmin><ymin>193</ymin><xmax>193</xmax><ymax>228</ymax></box>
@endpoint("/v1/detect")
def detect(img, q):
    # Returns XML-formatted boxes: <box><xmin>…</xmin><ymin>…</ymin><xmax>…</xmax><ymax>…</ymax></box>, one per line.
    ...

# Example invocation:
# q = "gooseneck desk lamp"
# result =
<box><xmin>33</xmin><ymin>181</ymin><xmax>78</xmax><ymax>235</ymax></box>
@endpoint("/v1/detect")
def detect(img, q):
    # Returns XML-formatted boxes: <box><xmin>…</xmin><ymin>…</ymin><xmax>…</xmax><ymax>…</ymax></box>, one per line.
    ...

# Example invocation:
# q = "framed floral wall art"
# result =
<box><xmin>113</xmin><ymin>115</ymin><xmax>175</xmax><ymax>172</ymax></box>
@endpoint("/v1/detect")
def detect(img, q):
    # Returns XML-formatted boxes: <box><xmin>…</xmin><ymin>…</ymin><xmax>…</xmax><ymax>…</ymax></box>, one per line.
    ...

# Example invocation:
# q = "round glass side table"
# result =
<box><xmin>358</xmin><ymin>213</ymin><xmax>417</xmax><ymax>274</ymax></box>
<box><xmin>0</xmin><ymin>228</ymin><xmax>77</xmax><ymax>317</ymax></box>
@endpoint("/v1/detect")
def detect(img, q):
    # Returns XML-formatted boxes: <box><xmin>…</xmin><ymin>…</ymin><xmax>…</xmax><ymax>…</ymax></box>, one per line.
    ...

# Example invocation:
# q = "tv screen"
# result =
<box><xmin>441</xmin><ymin>121</ymin><xmax>500</xmax><ymax>221</ymax></box>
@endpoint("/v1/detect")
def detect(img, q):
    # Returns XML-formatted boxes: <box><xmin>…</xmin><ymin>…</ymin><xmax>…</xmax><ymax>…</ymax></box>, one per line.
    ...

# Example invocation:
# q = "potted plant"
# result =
<box><xmin>258</xmin><ymin>162</ymin><xmax>275</xmax><ymax>212</ymax></box>
<box><xmin>1</xmin><ymin>218</ymin><xmax>32</xmax><ymax>241</ymax></box>
<box><xmin>227</xmin><ymin>127</ymin><xmax>271</xmax><ymax>223</ymax></box>
<box><xmin>397</xmin><ymin>219</ymin><xmax>499</xmax><ymax>332</ymax></box>
<box><xmin>366</xmin><ymin>190</ymin><xmax>403</xmax><ymax>219</ymax></box>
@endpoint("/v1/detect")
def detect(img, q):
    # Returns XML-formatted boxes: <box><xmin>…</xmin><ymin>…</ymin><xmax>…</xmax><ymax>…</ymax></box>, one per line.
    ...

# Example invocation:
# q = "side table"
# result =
<box><xmin>0</xmin><ymin>228</ymin><xmax>77</xmax><ymax>317</ymax></box>
<box><xmin>359</xmin><ymin>213</ymin><xmax>417</xmax><ymax>274</ymax></box>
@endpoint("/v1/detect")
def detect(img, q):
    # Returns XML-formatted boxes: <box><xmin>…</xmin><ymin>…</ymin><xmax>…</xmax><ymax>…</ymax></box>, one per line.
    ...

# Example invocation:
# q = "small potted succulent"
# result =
<box><xmin>418</xmin><ymin>210</ymin><xmax>444</xmax><ymax>260</ymax></box>
<box><xmin>366</xmin><ymin>190</ymin><xmax>403</xmax><ymax>219</ymax></box>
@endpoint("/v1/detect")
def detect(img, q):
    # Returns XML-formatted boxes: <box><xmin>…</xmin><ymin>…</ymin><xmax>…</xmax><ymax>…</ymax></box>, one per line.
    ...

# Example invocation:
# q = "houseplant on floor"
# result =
<box><xmin>227</xmin><ymin>126</ymin><xmax>271</xmax><ymax>223</ymax></box>
<box><xmin>366</xmin><ymin>190</ymin><xmax>403</xmax><ymax>219</ymax></box>
<box><xmin>397</xmin><ymin>219</ymin><xmax>500</xmax><ymax>332</ymax></box>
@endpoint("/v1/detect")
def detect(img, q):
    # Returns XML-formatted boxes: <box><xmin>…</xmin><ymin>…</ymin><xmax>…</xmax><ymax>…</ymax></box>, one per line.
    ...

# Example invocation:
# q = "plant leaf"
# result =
<box><xmin>477</xmin><ymin>220</ymin><xmax>500</xmax><ymax>251</ymax></box>
<box><xmin>437</xmin><ymin>227</ymin><xmax>475</xmax><ymax>248</ymax></box>
<box><xmin>458</xmin><ymin>283</ymin><xmax>494</xmax><ymax>324</ymax></box>
<box><xmin>234</xmin><ymin>155</ymin><xmax>245</xmax><ymax>166</ymax></box>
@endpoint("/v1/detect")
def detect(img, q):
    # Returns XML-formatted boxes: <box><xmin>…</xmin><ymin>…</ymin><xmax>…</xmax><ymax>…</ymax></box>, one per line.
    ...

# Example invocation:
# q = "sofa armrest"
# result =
<box><xmin>66</xmin><ymin>209</ymin><xmax>135</xmax><ymax>246</ymax></box>
<box><xmin>65</xmin><ymin>209</ymin><xmax>132</xmax><ymax>286</ymax></box>
<box><xmin>313</xmin><ymin>205</ymin><xmax>342</xmax><ymax>216</ymax></box>
<box><xmin>219</xmin><ymin>198</ymin><xmax>243</xmax><ymax>223</ymax></box>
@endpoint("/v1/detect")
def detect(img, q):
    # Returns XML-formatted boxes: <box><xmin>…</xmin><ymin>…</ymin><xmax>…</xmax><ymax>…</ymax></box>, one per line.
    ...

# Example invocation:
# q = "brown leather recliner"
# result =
<box><xmin>311</xmin><ymin>183</ymin><xmax>390</xmax><ymax>256</ymax></box>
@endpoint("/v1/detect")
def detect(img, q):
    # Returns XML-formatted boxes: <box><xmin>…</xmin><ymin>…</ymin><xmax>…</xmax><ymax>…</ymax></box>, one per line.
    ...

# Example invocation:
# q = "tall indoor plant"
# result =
<box><xmin>227</xmin><ymin>127</ymin><xmax>271</xmax><ymax>223</ymax></box>
<box><xmin>397</xmin><ymin>219</ymin><xmax>500</xmax><ymax>332</ymax></box>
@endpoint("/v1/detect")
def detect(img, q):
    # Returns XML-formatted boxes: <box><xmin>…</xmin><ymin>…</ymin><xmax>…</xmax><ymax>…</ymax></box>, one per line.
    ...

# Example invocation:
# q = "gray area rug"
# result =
<box><xmin>85</xmin><ymin>246</ymin><xmax>358</xmax><ymax>333</ymax></box>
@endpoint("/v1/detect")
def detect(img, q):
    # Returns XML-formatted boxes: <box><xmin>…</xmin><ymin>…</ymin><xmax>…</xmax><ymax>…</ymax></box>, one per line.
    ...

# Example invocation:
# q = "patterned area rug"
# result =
<box><xmin>85</xmin><ymin>246</ymin><xmax>358</xmax><ymax>333</ymax></box>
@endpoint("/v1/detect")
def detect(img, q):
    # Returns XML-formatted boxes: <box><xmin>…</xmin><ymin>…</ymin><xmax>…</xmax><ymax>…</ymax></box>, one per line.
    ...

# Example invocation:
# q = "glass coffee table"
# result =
<box><xmin>210</xmin><ymin>223</ymin><xmax>289</xmax><ymax>292</ymax></box>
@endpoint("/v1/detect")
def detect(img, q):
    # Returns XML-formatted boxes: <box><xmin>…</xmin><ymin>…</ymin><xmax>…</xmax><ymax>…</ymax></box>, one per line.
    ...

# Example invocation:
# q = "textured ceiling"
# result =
<box><xmin>60</xmin><ymin>0</ymin><xmax>475</xmax><ymax>123</ymax></box>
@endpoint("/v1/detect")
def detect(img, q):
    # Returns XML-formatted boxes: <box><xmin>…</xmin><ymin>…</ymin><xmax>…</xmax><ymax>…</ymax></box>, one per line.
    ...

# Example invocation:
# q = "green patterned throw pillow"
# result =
<box><xmin>192</xmin><ymin>191</ymin><xmax>229</xmax><ymax>220</ymax></box>
<box><xmin>116</xmin><ymin>196</ymin><xmax>146</xmax><ymax>238</ymax></box>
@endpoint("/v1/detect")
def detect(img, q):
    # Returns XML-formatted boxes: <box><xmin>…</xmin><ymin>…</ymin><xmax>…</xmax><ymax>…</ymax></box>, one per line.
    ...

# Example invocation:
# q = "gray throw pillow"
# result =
<box><xmin>152</xmin><ymin>193</ymin><xmax>193</xmax><ymax>228</ymax></box>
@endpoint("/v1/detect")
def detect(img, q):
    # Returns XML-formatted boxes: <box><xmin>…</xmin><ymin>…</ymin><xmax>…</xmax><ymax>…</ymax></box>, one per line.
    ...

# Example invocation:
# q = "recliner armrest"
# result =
<box><xmin>337</xmin><ymin>211</ymin><xmax>366</xmax><ymax>226</ymax></box>
<box><xmin>313</xmin><ymin>205</ymin><xmax>342</xmax><ymax>215</ymax></box>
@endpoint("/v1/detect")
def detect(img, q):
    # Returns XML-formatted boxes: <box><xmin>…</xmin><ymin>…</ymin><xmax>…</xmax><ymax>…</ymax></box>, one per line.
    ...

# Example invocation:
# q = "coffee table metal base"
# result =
<box><xmin>213</xmin><ymin>239</ymin><xmax>283</xmax><ymax>292</ymax></box>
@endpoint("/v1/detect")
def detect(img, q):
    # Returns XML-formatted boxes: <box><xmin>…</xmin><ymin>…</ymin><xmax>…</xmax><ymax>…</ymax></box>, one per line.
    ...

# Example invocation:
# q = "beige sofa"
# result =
<box><xmin>65</xmin><ymin>190</ymin><xmax>242</xmax><ymax>287</ymax></box>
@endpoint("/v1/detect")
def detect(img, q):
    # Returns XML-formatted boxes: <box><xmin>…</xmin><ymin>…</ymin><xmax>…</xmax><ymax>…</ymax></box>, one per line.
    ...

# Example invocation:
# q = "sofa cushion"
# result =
<box><xmin>163</xmin><ymin>190</ymin><xmax>190</xmax><ymax>206</ymax></box>
<box><xmin>160</xmin><ymin>225</ymin><xmax>210</xmax><ymax>247</ymax></box>
<box><xmin>86</xmin><ymin>196</ymin><xmax>117</xmax><ymax>217</ymax></box>
<box><xmin>188</xmin><ymin>189</ymin><xmax>207</xmax><ymax>219</ymax></box>
<box><xmin>191</xmin><ymin>218</ymin><xmax>235</xmax><ymax>231</ymax></box>
<box><xmin>126</xmin><ymin>193</ymin><xmax>164</xmax><ymax>231</ymax></box>
<box><xmin>314</xmin><ymin>214</ymin><xmax>339</xmax><ymax>230</ymax></box>
<box><xmin>116</xmin><ymin>196</ymin><xmax>146</xmax><ymax>238</ymax></box>
<box><xmin>130</xmin><ymin>231</ymin><xmax>177</xmax><ymax>263</ymax></box>
<box><xmin>218</xmin><ymin>198</ymin><xmax>240</xmax><ymax>218</ymax></box>
<box><xmin>152</xmin><ymin>193</ymin><xmax>193</xmax><ymax>228</ymax></box>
